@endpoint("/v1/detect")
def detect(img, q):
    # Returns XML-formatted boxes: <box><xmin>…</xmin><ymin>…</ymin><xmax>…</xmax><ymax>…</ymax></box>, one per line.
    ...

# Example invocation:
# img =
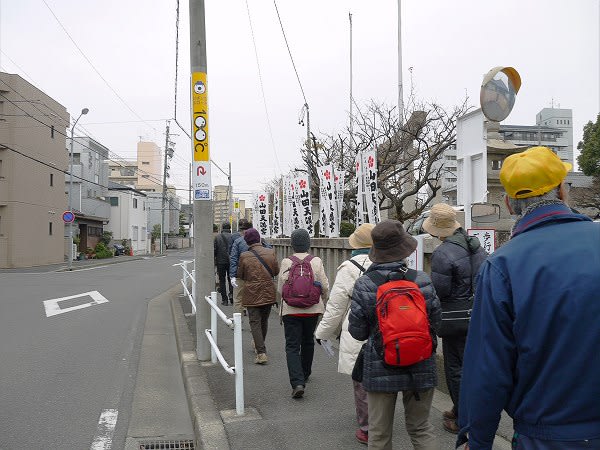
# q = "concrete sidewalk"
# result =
<box><xmin>124</xmin><ymin>285</ymin><xmax>195</xmax><ymax>450</ymax></box>
<box><xmin>171</xmin><ymin>292</ymin><xmax>513</xmax><ymax>450</ymax></box>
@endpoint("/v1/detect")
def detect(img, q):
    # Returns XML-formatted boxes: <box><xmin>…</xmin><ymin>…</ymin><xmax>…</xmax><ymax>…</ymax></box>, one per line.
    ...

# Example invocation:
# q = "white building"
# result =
<box><xmin>105</xmin><ymin>181</ymin><xmax>148</xmax><ymax>255</ymax></box>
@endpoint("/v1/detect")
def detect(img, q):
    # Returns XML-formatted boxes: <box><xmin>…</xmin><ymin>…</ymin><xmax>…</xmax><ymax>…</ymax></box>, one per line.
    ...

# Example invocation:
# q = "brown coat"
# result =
<box><xmin>237</xmin><ymin>243</ymin><xmax>280</xmax><ymax>307</ymax></box>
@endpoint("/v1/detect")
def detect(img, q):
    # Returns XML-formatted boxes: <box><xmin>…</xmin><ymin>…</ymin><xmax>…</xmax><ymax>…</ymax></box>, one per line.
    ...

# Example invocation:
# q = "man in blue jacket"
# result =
<box><xmin>457</xmin><ymin>146</ymin><xmax>600</xmax><ymax>449</ymax></box>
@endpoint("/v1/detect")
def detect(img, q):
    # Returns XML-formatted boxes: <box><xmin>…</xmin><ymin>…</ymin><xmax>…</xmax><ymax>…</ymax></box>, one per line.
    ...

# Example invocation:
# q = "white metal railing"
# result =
<box><xmin>204</xmin><ymin>291</ymin><xmax>245</xmax><ymax>415</ymax></box>
<box><xmin>176</xmin><ymin>262</ymin><xmax>245</xmax><ymax>415</ymax></box>
<box><xmin>174</xmin><ymin>260</ymin><xmax>196</xmax><ymax>314</ymax></box>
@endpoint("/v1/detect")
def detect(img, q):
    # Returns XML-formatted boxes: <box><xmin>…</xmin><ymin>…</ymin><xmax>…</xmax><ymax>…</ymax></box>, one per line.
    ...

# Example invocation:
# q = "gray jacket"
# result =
<box><xmin>430</xmin><ymin>228</ymin><xmax>487</xmax><ymax>304</ymax></box>
<box><xmin>348</xmin><ymin>261</ymin><xmax>441</xmax><ymax>392</ymax></box>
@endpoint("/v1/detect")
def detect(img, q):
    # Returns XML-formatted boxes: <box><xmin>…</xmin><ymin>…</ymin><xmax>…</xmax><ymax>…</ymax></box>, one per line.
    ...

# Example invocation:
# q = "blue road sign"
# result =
<box><xmin>62</xmin><ymin>211</ymin><xmax>75</xmax><ymax>223</ymax></box>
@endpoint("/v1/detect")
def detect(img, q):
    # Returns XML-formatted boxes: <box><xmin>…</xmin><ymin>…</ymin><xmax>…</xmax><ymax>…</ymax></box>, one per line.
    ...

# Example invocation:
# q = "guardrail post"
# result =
<box><xmin>233</xmin><ymin>312</ymin><xmax>244</xmax><ymax>415</ymax></box>
<box><xmin>210</xmin><ymin>291</ymin><xmax>218</xmax><ymax>364</ymax></box>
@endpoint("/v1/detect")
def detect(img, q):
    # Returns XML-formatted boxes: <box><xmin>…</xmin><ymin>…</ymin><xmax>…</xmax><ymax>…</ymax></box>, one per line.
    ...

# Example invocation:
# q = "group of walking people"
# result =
<box><xmin>214</xmin><ymin>146</ymin><xmax>600</xmax><ymax>450</ymax></box>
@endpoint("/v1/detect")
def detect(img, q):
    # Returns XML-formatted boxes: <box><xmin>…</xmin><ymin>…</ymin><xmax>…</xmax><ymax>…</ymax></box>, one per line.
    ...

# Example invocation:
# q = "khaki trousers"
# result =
<box><xmin>233</xmin><ymin>279</ymin><xmax>245</xmax><ymax>314</ymax></box>
<box><xmin>367</xmin><ymin>388</ymin><xmax>437</xmax><ymax>450</ymax></box>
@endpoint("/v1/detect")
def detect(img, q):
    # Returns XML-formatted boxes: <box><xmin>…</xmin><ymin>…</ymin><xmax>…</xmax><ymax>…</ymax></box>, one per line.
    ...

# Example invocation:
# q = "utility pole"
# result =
<box><xmin>188</xmin><ymin>163</ymin><xmax>192</xmax><ymax>245</ymax></box>
<box><xmin>161</xmin><ymin>121</ymin><xmax>170</xmax><ymax>254</ymax></box>
<box><xmin>397</xmin><ymin>0</ymin><xmax>404</xmax><ymax>122</ymax></box>
<box><xmin>190</xmin><ymin>0</ymin><xmax>213</xmax><ymax>361</ymax></box>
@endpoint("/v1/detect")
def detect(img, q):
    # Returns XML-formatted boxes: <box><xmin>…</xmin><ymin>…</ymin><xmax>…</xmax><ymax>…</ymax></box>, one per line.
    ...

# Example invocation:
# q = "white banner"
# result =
<box><xmin>355</xmin><ymin>153</ymin><xmax>365</xmax><ymax>227</ymax></box>
<box><xmin>252</xmin><ymin>192</ymin><xmax>271</xmax><ymax>238</ymax></box>
<box><xmin>317</xmin><ymin>165</ymin><xmax>339</xmax><ymax>237</ymax></box>
<box><xmin>363</xmin><ymin>149</ymin><xmax>381</xmax><ymax>224</ymax></box>
<box><xmin>467</xmin><ymin>228</ymin><xmax>496</xmax><ymax>254</ymax></box>
<box><xmin>272</xmin><ymin>181</ymin><xmax>281</xmax><ymax>237</ymax></box>
<box><xmin>295</xmin><ymin>175</ymin><xmax>314</xmax><ymax>236</ymax></box>
<box><xmin>334</xmin><ymin>169</ymin><xmax>345</xmax><ymax>227</ymax></box>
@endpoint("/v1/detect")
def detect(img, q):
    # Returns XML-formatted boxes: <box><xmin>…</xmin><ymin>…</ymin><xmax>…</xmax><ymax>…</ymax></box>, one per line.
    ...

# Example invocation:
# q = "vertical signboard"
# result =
<box><xmin>191</xmin><ymin>72</ymin><xmax>211</xmax><ymax>200</ymax></box>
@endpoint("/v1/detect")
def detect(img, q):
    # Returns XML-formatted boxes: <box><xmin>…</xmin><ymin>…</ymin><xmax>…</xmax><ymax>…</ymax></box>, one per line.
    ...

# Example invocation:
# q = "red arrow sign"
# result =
<box><xmin>197</xmin><ymin>165</ymin><xmax>206</xmax><ymax>176</ymax></box>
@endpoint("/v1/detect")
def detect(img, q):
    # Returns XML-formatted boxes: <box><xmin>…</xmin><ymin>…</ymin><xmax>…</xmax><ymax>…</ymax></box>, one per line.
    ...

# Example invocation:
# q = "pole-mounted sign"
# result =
<box><xmin>62</xmin><ymin>211</ymin><xmax>75</xmax><ymax>223</ymax></box>
<box><xmin>192</xmin><ymin>71</ymin><xmax>212</xmax><ymax>200</ymax></box>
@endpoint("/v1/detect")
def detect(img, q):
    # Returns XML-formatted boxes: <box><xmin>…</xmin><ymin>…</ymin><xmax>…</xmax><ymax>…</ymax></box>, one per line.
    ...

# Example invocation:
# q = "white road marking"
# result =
<box><xmin>90</xmin><ymin>409</ymin><xmax>119</xmax><ymax>450</ymax></box>
<box><xmin>43</xmin><ymin>291</ymin><xmax>109</xmax><ymax>317</ymax></box>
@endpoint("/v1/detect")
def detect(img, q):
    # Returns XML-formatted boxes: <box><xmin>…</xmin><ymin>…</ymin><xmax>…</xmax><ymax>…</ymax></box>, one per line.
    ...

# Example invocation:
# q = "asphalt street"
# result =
<box><xmin>0</xmin><ymin>250</ymin><xmax>192</xmax><ymax>449</ymax></box>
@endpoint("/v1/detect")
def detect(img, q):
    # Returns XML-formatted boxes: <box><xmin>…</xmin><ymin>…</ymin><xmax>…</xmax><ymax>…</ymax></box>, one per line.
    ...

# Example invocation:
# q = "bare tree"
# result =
<box><xmin>298</xmin><ymin>95</ymin><xmax>470</xmax><ymax>223</ymax></box>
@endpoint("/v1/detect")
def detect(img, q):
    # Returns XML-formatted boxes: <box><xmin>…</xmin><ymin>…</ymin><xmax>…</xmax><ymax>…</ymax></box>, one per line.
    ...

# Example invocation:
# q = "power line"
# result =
<box><xmin>40</xmin><ymin>0</ymin><xmax>158</xmax><ymax>133</ymax></box>
<box><xmin>0</xmin><ymin>81</ymin><xmax>185</xmax><ymax>189</ymax></box>
<box><xmin>245</xmin><ymin>0</ymin><xmax>282</xmax><ymax>174</ymax></box>
<box><xmin>273</xmin><ymin>0</ymin><xmax>307</xmax><ymax>104</ymax></box>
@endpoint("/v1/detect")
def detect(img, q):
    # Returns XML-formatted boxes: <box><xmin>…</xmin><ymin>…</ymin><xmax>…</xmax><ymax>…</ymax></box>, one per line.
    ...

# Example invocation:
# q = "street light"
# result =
<box><xmin>68</xmin><ymin>107</ymin><xmax>89</xmax><ymax>270</ymax></box>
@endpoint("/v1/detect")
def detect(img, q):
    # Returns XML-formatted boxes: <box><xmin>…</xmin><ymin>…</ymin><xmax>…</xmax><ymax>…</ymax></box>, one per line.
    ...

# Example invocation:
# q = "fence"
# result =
<box><xmin>176</xmin><ymin>261</ymin><xmax>246</xmax><ymax>416</ymax></box>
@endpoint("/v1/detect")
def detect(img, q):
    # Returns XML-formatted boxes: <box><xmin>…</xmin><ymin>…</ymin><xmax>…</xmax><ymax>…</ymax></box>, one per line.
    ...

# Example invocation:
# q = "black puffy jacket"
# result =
<box><xmin>348</xmin><ymin>261</ymin><xmax>441</xmax><ymax>392</ymax></box>
<box><xmin>430</xmin><ymin>228</ymin><xmax>488</xmax><ymax>304</ymax></box>
<box><xmin>214</xmin><ymin>231</ymin><xmax>233</xmax><ymax>265</ymax></box>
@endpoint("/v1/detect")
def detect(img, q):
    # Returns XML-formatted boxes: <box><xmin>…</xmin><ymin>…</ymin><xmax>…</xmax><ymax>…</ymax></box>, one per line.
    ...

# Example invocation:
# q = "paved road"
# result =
<box><xmin>0</xmin><ymin>250</ymin><xmax>192</xmax><ymax>450</ymax></box>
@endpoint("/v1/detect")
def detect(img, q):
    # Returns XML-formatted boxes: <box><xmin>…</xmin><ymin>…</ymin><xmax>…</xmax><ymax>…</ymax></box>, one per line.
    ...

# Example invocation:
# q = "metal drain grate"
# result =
<box><xmin>138</xmin><ymin>439</ymin><xmax>195</xmax><ymax>450</ymax></box>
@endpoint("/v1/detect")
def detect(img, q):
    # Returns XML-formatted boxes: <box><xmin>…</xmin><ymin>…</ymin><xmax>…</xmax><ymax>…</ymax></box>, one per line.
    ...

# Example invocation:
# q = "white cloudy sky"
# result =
<box><xmin>1</xmin><ymin>0</ymin><xmax>598</xmax><ymax>204</ymax></box>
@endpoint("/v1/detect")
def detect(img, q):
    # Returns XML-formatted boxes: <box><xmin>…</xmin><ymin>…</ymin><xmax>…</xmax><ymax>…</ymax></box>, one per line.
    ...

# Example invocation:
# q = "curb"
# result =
<box><xmin>55</xmin><ymin>256</ymin><xmax>146</xmax><ymax>272</ymax></box>
<box><xmin>170</xmin><ymin>293</ymin><xmax>230</xmax><ymax>450</ymax></box>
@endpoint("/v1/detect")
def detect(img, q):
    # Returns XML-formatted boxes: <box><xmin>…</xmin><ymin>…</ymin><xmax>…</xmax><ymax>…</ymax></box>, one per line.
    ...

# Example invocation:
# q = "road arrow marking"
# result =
<box><xmin>43</xmin><ymin>291</ymin><xmax>109</xmax><ymax>317</ymax></box>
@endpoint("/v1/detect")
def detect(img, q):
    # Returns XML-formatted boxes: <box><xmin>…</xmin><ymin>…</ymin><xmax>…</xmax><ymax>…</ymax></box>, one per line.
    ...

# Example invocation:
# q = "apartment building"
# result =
<box><xmin>0</xmin><ymin>72</ymin><xmax>69</xmax><ymax>268</ymax></box>
<box><xmin>66</xmin><ymin>136</ymin><xmax>110</xmax><ymax>254</ymax></box>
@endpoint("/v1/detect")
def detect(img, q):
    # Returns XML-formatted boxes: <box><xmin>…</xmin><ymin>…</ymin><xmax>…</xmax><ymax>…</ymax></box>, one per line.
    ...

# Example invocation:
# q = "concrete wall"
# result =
<box><xmin>268</xmin><ymin>237</ymin><xmax>439</xmax><ymax>285</ymax></box>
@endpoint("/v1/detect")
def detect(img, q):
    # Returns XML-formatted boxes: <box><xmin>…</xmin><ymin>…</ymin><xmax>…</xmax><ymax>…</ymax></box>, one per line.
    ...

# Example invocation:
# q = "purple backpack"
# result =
<box><xmin>282</xmin><ymin>255</ymin><xmax>321</xmax><ymax>308</ymax></box>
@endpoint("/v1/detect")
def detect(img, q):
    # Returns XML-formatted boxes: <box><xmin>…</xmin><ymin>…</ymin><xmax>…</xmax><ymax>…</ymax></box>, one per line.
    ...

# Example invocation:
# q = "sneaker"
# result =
<box><xmin>291</xmin><ymin>385</ymin><xmax>304</xmax><ymax>399</ymax></box>
<box><xmin>443</xmin><ymin>418</ymin><xmax>459</xmax><ymax>434</ymax></box>
<box><xmin>355</xmin><ymin>429</ymin><xmax>368</xmax><ymax>445</ymax></box>
<box><xmin>443</xmin><ymin>409</ymin><xmax>457</xmax><ymax>420</ymax></box>
<box><xmin>255</xmin><ymin>353</ymin><xmax>268</xmax><ymax>364</ymax></box>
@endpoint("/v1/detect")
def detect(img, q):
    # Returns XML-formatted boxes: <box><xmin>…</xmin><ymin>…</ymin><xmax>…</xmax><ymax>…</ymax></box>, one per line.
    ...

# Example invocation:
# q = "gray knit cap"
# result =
<box><xmin>290</xmin><ymin>228</ymin><xmax>310</xmax><ymax>253</ymax></box>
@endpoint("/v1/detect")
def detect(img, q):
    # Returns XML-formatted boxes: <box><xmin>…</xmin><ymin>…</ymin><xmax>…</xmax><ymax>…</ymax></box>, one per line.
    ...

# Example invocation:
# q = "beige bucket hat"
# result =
<box><xmin>422</xmin><ymin>203</ymin><xmax>461</xmax><ymax>238</ymax></box>
<box><xmin>348</xmin><ymin>223</ymin><xmax>375</xmax><ymax>249</ymax></box>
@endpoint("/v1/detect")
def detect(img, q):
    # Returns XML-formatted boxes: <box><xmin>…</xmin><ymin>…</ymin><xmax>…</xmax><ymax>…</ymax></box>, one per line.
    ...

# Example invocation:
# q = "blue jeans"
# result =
<box><xmin>282</xmin><ymin>315</ymin><xmax>319</xmax><ymax>388</ymax></box>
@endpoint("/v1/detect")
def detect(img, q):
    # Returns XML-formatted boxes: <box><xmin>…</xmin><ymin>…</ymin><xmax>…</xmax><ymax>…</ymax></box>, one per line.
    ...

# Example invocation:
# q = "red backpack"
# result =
<box><xmin>366</xmin><ymin>268</ymin><xmax>432</xmax><ymax>367</ymax></box>
<box><xmin>282</xmin><ymin>255</ymin><xmax>321</xmax><ymax>308</ymax></box>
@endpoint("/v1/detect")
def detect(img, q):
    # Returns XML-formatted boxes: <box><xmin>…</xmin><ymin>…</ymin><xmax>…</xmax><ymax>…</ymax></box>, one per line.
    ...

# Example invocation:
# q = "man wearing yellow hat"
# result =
<box><xmin>457</xmin><ymin>147</ymin><xmax>600</xmax><ymax>449</ymax></box>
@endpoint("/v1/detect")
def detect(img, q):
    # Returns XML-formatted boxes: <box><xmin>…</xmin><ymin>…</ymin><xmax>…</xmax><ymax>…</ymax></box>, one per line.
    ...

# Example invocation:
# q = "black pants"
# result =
<box><xmin>442</xmin><ymin>335</ymin><xmax>467</xmax><ymax>415</ymax></box>
<box><xmin>282</xmin><ymin>315</ymin><xmax>319</xmax><ymax>388</ymax></box>
<box><xmin>216</xmin><ymin>263</ymin><xmax>232</xmax><ymax>304</ymax></box>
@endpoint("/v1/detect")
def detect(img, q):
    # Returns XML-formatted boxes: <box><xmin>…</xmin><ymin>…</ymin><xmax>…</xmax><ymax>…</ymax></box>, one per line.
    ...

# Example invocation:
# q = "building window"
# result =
<box><xmin>492</xmin><ymin>160</ymin><xmax>503</xmax><ymax>170</ymax></box>
<box><xmin>49</xmin><ymin>222</ymin><xmax>53</xmax><ymax>235</ymax></box>
<box><xmin>141</xmin><ymin>227</ymin><xmax>147</xmax><ymax>241</ymax></box>
<box><xmin>132</xmin><ymin>225</ymin><xmax>139</xmax><ymax>241</ymax></box>
<box><xmin>141</xmin><ymin>161</ymin><xmax>150</xmax><ymax>165</ymax></box>
<box><xmin>51</xmin><ymin>125</ymin><xmax>55</xmax><ymax>139</ymax></box>
<box><xmin>50</xmin><ymin>173</ymin><xmax>53</xmax><ymax>186</ymax></box>
<box><xmin>133</xmin><ymin>198</ymin><xmax>138</xmax><ymax>209</ymax></box>
<box><xmin>110</xmin><ymin>197</ymin><xmax>119</xmax><ymax>206</ymax></box>
<box><xmin>142</xmin><ymin>174</ymin><xmax>150</xmax><ymax>178</ymax></box>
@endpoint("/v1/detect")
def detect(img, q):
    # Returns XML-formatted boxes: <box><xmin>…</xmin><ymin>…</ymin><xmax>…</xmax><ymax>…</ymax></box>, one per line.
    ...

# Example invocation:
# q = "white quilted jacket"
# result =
<box><xmin>314</xmin><ymin>254</ymin><xmax>372</xmax><ymax>375</ymax></box>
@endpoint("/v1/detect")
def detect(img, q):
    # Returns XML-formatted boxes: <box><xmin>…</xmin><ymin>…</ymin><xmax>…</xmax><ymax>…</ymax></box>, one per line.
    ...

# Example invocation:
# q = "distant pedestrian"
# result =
<box><xmin>314</xmin><ymin>223</ymin><xmax>374</xmax><ymax>445</ymax></box>
<box><xmin>278</xmin><ymin>228</ymin><xmax>329</xmax><ymax>399</ymax></box>
<box><xmin>458</xmin><ymin>146</ymin><xmax>600</xmax><ymax>449</ymax></box>
<box><xmin>214</xmin><ymin>222</ymin><xmax>234</xmax><ymax>305</ymax></box>
<box><xmin>422</xmin><ymin>203</ymin><xmax>487</xmax><ymax>434</ymax></box>
<box><xmin>230</xmin><ymin>221</ymin><xmax>253</xmax><ymax>314</ymax></box>
<box><xmin>237</xmin><ymin>228</ymin><xmax>279</xmax><ymax>365</ymax></box>
<box><xmin>349</xmin><ymin>220</ymin><xmax>441</xmax><ymax>450</ymax></box>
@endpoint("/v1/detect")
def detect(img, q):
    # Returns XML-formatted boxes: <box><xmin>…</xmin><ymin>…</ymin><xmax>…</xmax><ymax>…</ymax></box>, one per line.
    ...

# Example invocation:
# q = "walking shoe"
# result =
<box><xmin>443</xmin><ymin>418</ymin><xmax>460</xmax><ymax>434</ymax></box>
<box><xmin>254</xmin><ymin>353</ymin><xmax>268</xmax><ymax>364</ymax></box>
<box><xmin>291</xmin><ymin>385</ymin><xmax>304</xmax><ymax>399</ymax></box>
<box><xmin>355</xmin><ymin>429</ymin><xmax>368</xmax><ymax>445</ymax></box>
<box><xmin>443</xmin><ymin>409</ymin><xmax>457</xmax><ymax>420</ymax></box>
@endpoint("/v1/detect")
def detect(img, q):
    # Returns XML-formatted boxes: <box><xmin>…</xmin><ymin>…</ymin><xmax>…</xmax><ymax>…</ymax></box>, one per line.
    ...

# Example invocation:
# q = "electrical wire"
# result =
<box><xmin>245</xmin><ymin>0</ymin><xmax>281</xmax><ymax>174</ymax></box>
<box><xmin>40</xmin><ymin>0</ymin><xmax>158</xmax><ymax>134</ymax></box>
<box><xmin>273</xmin><ymin>0</ymin><xmax>307</xmax><ymax>104</ymax></box>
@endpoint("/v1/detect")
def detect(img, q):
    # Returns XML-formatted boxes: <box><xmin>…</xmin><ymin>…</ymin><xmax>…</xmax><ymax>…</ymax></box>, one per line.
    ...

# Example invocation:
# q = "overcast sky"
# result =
<box><xmin>1</xmin><ymin>0</ymin><xmax>598</xmax><ymax>204</ymax></box>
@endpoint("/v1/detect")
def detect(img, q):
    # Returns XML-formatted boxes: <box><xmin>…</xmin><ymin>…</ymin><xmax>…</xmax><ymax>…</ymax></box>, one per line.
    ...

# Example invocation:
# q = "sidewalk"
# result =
<box><xmin>171</xmin><ymin>293</ymin><xmax>513</xmax><ymax>450</ymax></box>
